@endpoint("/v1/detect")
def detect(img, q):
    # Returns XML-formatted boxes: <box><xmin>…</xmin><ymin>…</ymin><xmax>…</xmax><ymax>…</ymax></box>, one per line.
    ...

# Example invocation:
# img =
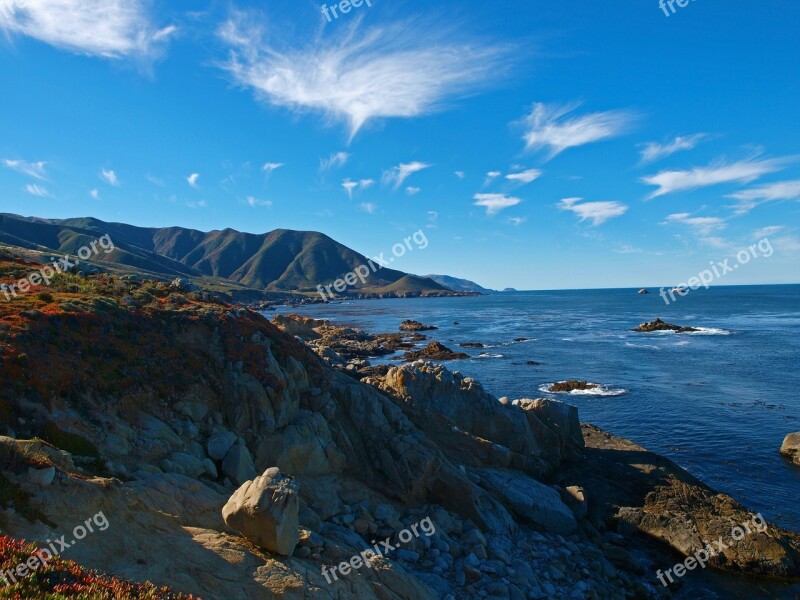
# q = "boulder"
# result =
<box><xmin>222</xmin><ymin>468</ymin><xmax>300</xmax><ymax>556</ymax></box>
<box><xmin>222</xmin><ymin>441</ymin><xmax>257</xmax><ymax>485</ymax></box>
<box><xmin>207</xmin><ymin>431</ymin><xmax>237</xmax><ymax>461</ymax></box>
<box><xmin>514</xmin><ymin>398</ymin><xmax>584</xmax><ymax>461</ymax></box>
<box><xmin>476</xmin><ymin>468</ymin><xmax>577</xmax><ymax>535</ymax></box>
<box><xmin>400</xmin><ymin>320</ymin><xmax>438</xmax><ymax>331</ymax></box>
<box><xmin>780</xmin><ymin>432</ymin><xmax>800</xmax><ymax>466</ymax></box>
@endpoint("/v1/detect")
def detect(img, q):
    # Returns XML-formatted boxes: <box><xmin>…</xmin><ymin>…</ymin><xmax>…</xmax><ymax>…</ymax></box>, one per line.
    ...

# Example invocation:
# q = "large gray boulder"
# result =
<box><xmin>222</xmin><ymin>468</ymin><xmax>300</xmax><ymax>556</ymax></box>
<box><xmin>780</xmin><ymin>432</ymin><xmax>800</xmax><ymax>466</ymax></box>
<box><xmin>514</xmin><ymin>398</ymin><xmax>584</xmax><ymax>461</ymax></box>
<box><xmin>476</xmin><ymin>468</ymin><xmax>577</xmax><ymax>535</ymax></box>
<box><xmin>222</xmin><ymin>441</ymin><xmax>257</xmax><ymax>485</ymax></box>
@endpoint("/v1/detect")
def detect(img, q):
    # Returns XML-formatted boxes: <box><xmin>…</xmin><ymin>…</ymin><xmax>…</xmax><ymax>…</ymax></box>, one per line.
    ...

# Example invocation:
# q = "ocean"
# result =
<box><xmin>274</xmin><ymin>284</ymin><xmax>800</xmax><ymax>533</ymax></box>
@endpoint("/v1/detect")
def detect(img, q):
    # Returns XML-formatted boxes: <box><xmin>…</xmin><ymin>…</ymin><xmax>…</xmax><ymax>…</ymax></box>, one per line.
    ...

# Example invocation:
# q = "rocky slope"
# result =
<box><xmin>1</xmin><ymin>254</ymin><xmax>799</xmax><ymax>599</ymax></box>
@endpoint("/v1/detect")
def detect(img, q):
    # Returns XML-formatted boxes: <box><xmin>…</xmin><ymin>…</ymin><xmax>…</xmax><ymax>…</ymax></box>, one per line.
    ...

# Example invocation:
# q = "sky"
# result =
<box><xmin>1</xmin><ymin>0</ymin><xmax>799</xmax><ymax>290</ymax></box>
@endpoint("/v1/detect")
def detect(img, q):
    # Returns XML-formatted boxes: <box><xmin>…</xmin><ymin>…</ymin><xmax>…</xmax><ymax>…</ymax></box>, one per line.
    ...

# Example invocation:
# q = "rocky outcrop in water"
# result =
<box><xmin>402</xmin><ymin>341</ymin><xmax>469</xmax><ymax>362</ymax></box>
<box><xmin>781</xmin><ymin>433</ymin><xmax>800</xmax><ymax>466</ymax></box>
<box><xmin>633</xmin><ymin>318</ymin><xmax>699</xmax><ymax>333</ymax></box>
<box><xmin>400</xmin><ymin>320</ymin><xmax>438</xmax><ymax>331</ymax></box>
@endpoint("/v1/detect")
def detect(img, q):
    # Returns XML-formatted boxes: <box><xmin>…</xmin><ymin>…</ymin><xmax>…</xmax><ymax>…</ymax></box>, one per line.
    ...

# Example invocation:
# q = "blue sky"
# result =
<box><xmin>1</xmin><ymin>0</ymin><xmax>799</xmax><ymax>290</ymax></box>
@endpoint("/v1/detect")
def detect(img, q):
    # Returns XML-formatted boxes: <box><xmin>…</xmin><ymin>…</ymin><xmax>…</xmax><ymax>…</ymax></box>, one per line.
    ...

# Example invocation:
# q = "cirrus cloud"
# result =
<box><xmin>0</xmin><ymin>0</ymin><xmax>176</xmax><ymax>59</ymax></box>
<box><xmin>641</xmin><ymin>156</ymin><xmax>791</xmax><ymax>199</ymax></box>
<box><xmin>218</xmin><ymin>13</ymin><xmax>512</xmax><ymax>140</ymax></box>
<box><xmin>522</xmin><ymin>103</ymin><xmax>637</xmax><ymax>158</ymax></box>
<box><xmin>558</xmin><ymin>197</ymin><xmax>628</xmax><ymax>226</ymax></box>
<box><xmin>473</xmin><ymin>193</ymin><xmax>521</xmax><ymax>216</ymax></box>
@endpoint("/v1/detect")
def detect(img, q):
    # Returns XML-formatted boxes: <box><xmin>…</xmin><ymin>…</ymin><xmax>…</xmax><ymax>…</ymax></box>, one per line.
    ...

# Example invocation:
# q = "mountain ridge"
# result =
<box><xmin>0</xmin><ymin>213</ymin><xmax>465</xmax><ymax>300</ymax></box>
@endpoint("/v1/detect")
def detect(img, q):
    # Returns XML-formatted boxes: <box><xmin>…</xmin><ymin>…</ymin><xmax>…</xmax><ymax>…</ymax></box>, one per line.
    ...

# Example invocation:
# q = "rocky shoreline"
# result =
<box><xmin>0</xmin><ymin>271</ymin><xmax>799</xmax><ymax>599</ymax></box>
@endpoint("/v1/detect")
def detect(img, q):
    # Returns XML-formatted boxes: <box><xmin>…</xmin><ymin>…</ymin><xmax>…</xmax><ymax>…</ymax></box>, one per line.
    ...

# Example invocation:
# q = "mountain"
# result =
<box><xmin>0</xmin><ymin>213</ymin><xmax>457</xmax><ymax>299</ymax></box>
<box><xmin>423</xmin><ymin>274</ymin><xmax>492</xmax><ymax>293</ymax></box>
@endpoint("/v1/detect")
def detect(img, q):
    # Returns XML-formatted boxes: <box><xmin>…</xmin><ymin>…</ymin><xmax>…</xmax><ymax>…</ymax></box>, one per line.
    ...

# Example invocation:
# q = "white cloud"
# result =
<box><xmin>639</xmin><ymin>133</ymin><xmax>707</xmax><ymax>163</ymax></box>
<box><xmin>505</xmin><ymin>168</ymin><xmax>542</xmax><ymax>185</ymax></box>
<box><xmin>89</xmin><ymin>188</ymin><xmax>100</xmax><ymax>199</ymax></box>
<box><xmin>558</xmin><ymin>197</ymin><xmax>628</xmax><ymax>226</ymax></box>
<box><xmin>24</xmin><ymin>183</ymin><xmax>51</xmax><ymax>197</ymax></box>
<box><xmin>382</xmin><ymin>161</ymin><xmax>430</xmax><ymax>189</ymax></box>
<box><xmin>262</xmin><ymin>162</ymin><xmax>284</xmax><ymax>174</ymax></box>
<box><xmin>473</xmin><ymin>193</ymin><xmax>522</xmax><ymax>216</ymax></box>
<box><xmin>641</xmin><ymin>156</ymin><xmax>789</xmax><ymax>199</ymax></box>
<box><xmin>100</xmin><ymin>168</ymin><xmax>120</xmax><ymax>186</ymax></box>
<box><xmin>406</xmin><ymin>186</ymin><xmax>420</xmax><ymax>196</ymax></box>
<box><xmin>726</xmin><ymin>179</ymin><xmax>800</xmax><ymax>214</ymax></box>
<box><xmin>186</xmin><ymin>199</ymin><xmax>207</xmax><ymax>209</ymax></box>
<box><xmin>0</xmin><ymin>0</ymin><xmax>176</xmax><ymax>59</ymax></box>
<box><xmin>342</xmin><ymin>179</ymin><xmax>358</xmax><ymax>199</ymax></box>
<box><xmin>187</xmin><ymin>173</ymin><xmax>200</xmax><ymax>189</ymax></box>
<box><xmin>218</xmin><ymin>13</ymin><xmax>510</xmax><ymax>139</ymax></box>
<box><xmin>454</xmin><ymin>171</ymin><xmax>465</xmax><ymax>179</ymax></box>
<box><xmin>342</xmin><ymin>177</ymin><xmax>373</xmax><ymax>198</ymax></box>
<box><xmin>508</xmin><ymin>216</ymin><xmax>527</xmax><ymax>226</ymax></box>
<box><xmin>753</xmin><ymin>225</ymin><xmax>784</xmax><ymax>238</ymax></box>
<box><xmin>522</xmin><ymin>103</ymin><xmax>636</xmax><ymax>157</ymax></box>
<box><xmin>359</xmin><ymin>202</ymin><xmax>377</xmax><ymax>214</ymax></box>
<box><xmin>145</xmin><ymin>173</ymin><xmax>164</xmax><ymax>186</ymax></box>
<box><xmin>663</xmin><ymin>212</ymin><xmax>727</xmax><ymax>235</ymax></box>
<box><xmin>320</xmin><ymin>151</ymin><xmax>349</xmax><ymax>172</ymax></box>
<box><xmin>486</xmin><ymin>171</ymin><xmax>501</xmax><ymax>179</ymax></box>
<box><xmin>246</xmin><ymin>196</ymin><xmax>272</xmax><ymax>207</ymax></box>
<box><xmin>2</xmin><ymin>158</ymin><xmax>47</xmax><ymax>179</ymax></box>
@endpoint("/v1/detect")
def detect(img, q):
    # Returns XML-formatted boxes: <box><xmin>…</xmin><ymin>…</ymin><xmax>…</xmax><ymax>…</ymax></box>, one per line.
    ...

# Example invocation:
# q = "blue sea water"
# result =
<box><xmin>275</xmin><ymin>285</ymin><xmax>800</xmax><ymax>533</ymax></box>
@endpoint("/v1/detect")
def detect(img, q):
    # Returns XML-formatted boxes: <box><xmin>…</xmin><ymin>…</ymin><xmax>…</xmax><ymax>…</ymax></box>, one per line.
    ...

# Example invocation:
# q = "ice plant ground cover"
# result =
<box><xmin>0</xmin><ymin>535</ymin><xmax>196</xmax><ymax>598</ymax></box>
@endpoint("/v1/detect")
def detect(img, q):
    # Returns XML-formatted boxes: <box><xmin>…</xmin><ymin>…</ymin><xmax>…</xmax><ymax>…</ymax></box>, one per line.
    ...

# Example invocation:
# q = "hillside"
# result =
<box><xmin>0</xmin><ymin>214</ymin><xmax>458</xmax><ymax>299</ymax></box>
<box><xmin>423</xmin><ymin>274</ymin><xmax>492</xmax><ymax>293</ymax></box>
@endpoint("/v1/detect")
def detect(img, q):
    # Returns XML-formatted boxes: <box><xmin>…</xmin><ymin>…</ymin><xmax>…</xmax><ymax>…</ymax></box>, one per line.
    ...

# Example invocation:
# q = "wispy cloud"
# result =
<box><xmin>218</xmin><ymin>13</ymin><xmax>511</xmax><ymax>139</ymax></box>
<box><xmin>642</xmin><ymin>156</ymin><xmax>790</xmax><ymax>199</ymax></box>
<box><xmin>246</xmin><ymin>195</ymin><xmax>272</xmax><ymax>207</ymax></box>
<box><xmin>454</xmin><ymin>171</ymin><xmax>465</xmax><ymax>180</ymax></box>
<box><xmin>359</xmin><ymin>202</ymin><xmax>377</xmax><ymax>214</ymax></box>
<box><xmin>508</xmin><ymin>216</ymin><xmax>527</xmax><ymax>226</ymax></box>
<box><xmin>522</xmin><ymin>103</ymin><xmax>636</xmax><ymax>157</ymax></box>
<box><xmin>341</xmin><ymin>177</ymin><xmax>373</xmax><ymax>198</ymax></box>
<box><xmin>3</xmin><ymin>158</ymin><xmax>47</xmax><ymax>180</ymax></box>
<box><xmin>320</xmin><ymin>151</ymin><xmax>349</xmax><ymax>172</ymax></box>
<box><xmin>726</xmin><ymin>179</ymin><xmax>800</xmax><ymax>215</ymax></box>
<box><xmin>505</xmin><ymin>168</ymin><xmax>542</xmax><ymax>185</ymax></box>
<box><xmin>406</xmin><ymin>186</ymin><xmax>421</xmax><ymax>196</ymax></box>
<box><xmin>89</xmin><ymin>188</ymin><xmax>100</xmax><ymax>200</ymax></box>
<box><xmin>100</xmin><ymin>168</ymin><xmax>120</xmax><ymax>186</ymax></box>
<box><xmin>262</xmin><ymin>162</ymin><xmax>284</xmax><ymax>174</ymax></box>
<box><xmin>382</xmin><ymin>161</ymin><xmax>430</xmax><ymax>190</ymax></box>
<box><xmin>639</xmin><ymin>133</ymin><xmax>707</xmax><ymax>163</ymax></box>
<box><xmin>145</xmin><ymin>173</ymin><xmax>164</xmax><ymax>186</ymax></box>
<box><xmin>187</xmin><ymin>173</ymin><xmax>200</xmax><ymax>189</ymax></box>
<box><xmin>24</xmin><ymin>183</ymin><xmax>52</xmax><ymax>197</ymax></box>
<box><xmin>473</xmin><ymin>193</ymin><xmax>522</xmax><ymax>216</ymax></box>
<box><xmin>558</xmin><ymin>197</ymin><xmax>628</xmax><ymax>226</ymax></box>
<box><xmin>663</xmin><ymin>212</ymin><xmax>727</xmax><ymax>235</ymax></box>
<box><xmin>0</xmin><ymin>0</ymin><xmax>176</xmax><ymax>59</ymax></box>
<box><xmin>753</xmin><ymin>225</ymin><xmax>785</xmax><ymax>238</ymax></box>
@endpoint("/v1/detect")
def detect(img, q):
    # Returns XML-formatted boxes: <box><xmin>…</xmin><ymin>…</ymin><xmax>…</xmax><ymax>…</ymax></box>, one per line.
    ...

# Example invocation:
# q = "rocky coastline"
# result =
<box><xmin>0</xmin><ymin>268</ymin><xmax>799</xmax><ymax>599</ymax></box>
